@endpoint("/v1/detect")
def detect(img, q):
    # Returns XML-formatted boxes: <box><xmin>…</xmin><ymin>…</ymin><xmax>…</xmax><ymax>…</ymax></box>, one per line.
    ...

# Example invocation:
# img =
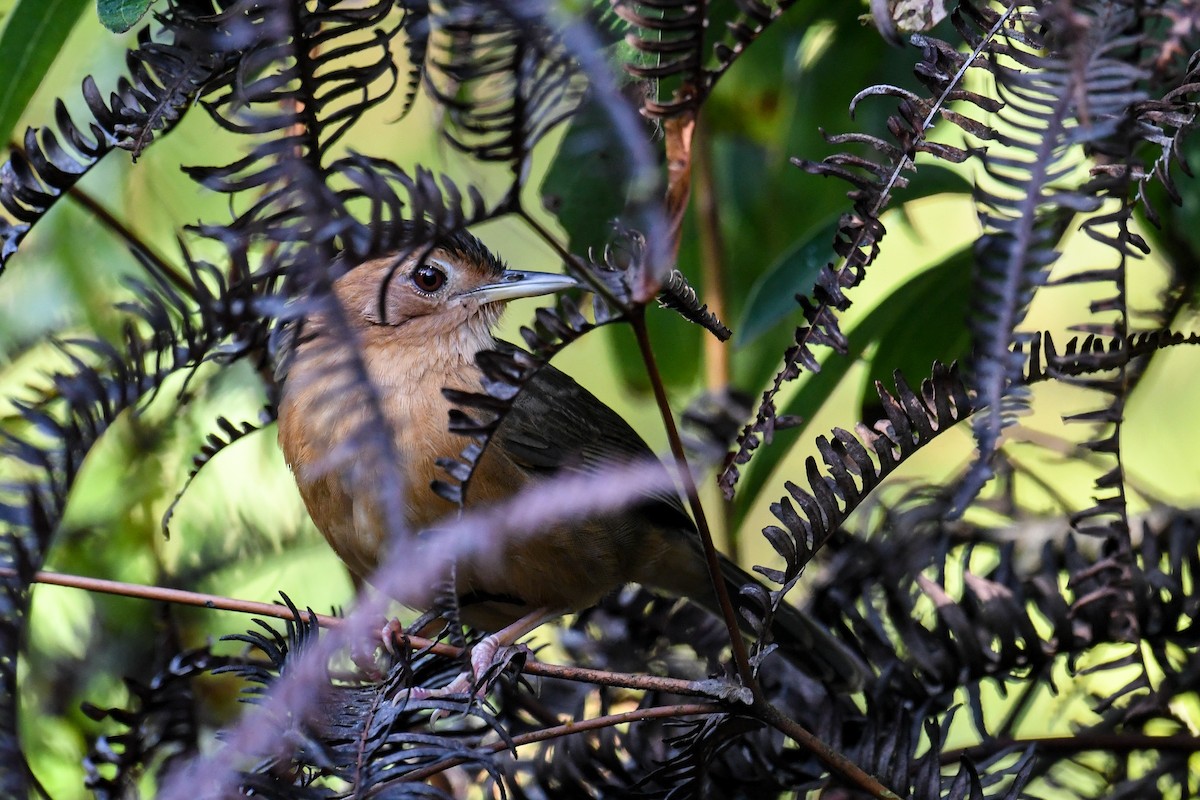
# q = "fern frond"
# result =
<box><xmin>719</xmin><ymin>13</ymin><xmax>1006</xmax><ymax>497</ymax></box>
<box><xmin>424</xmin><ymin>0</ymin><xmax>584</xmax><ymax>166</ymax></box>
<box><xmin>1</xmin><ymin>23</ymin><xmax>222</xmax><ymax>267</ymax></box>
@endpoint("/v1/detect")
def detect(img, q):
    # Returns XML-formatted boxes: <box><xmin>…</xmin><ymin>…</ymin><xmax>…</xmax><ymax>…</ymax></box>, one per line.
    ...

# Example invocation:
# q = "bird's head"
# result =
<box><xmin>330</xmin><ymin>228</ymin><xmax>577</xmax><ymax>355</ymax></box>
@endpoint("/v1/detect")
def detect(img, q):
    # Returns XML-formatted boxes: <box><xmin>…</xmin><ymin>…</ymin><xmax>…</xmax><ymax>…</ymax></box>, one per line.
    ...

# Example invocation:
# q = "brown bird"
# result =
<box><xmin>276</xmin><ymin>227</ymin><xmax>865</xmax><ymax>691</ymax></box>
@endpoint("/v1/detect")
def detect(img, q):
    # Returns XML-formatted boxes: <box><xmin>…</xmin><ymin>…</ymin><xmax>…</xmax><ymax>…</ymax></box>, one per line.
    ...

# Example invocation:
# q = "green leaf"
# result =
<box><xmin>859</xmin><ymin>249</ymin><xmax>972</xmax><ymax>420</ymax></box>
<box><xmin>540</xmin><ymin>96</ymin><xmax>637</xmax><ymax>256</ymax></box>
<box><xmin>734</xmin><ymin>166</ymin><xmax>970</xmax><ymax>351</ymax></box>
<box><xmin>733</xmin><ymin>218</ymin><xmax>840</xmax><ymax>348</ymax></box>
<box><xmin>0</xmin><ymin>0</ymin><xmax>90</xmax><ymax>146</ymax></box>
<box><xmin>905</xmin><ymin>163</ymin><xmax>973</xmax><ymax>199</ymax></box>
<box><xmin>732</xmin><ymin>246</ymin><xmax>973</xmax><ymax>524</ymax></box>
<box><xmin>96</xmin><ymin>0</ymin><xmax>151</xmax><ymax>33</ymax></box>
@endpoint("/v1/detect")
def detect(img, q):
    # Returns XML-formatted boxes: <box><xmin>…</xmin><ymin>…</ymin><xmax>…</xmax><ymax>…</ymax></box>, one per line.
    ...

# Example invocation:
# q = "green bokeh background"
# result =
<box><xmin>2</xmin><ymin>1</ymin><xmax>1199</xmax><ymax>795</ymax></box>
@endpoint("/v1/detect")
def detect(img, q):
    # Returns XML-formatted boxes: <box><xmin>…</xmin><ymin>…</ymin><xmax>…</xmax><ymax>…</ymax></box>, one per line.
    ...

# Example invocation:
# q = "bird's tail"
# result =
<box><xmin>716</xmin><ymin>554</ymin><xmax>869</xmax><ymax>690</ymax></box>
<box><xmin>642</xmin><ymin>533</ymin><xmax>868</xmax><ymax>689</ymax></box>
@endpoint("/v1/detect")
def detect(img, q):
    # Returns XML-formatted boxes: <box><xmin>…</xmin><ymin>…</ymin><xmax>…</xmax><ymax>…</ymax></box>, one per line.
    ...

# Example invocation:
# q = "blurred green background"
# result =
<box><xmin>3</xmin><ymin>1</ymin><xmax>1200</xmax><ymax>795</ymax></box>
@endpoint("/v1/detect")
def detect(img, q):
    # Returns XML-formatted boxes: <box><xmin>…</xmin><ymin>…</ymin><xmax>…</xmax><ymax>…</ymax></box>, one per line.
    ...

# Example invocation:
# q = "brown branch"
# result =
<box><xmin>6</xmin><ymin>568</ymin><xmax>338</xmax><ymax>627</ymax></box>
<box><xmin>941</xmin><ymin>733</ymin><xmax>1200</xmax><ymax>764</ymax></box>
<box><xmin>401</xmin><ymin>702</ymin><xmax>725</xmax><ymax>783</ymax></box>
<box><xmin>9</xmin><ymin>567</ymin><xmax>724</xmax><ymax>698</ymax></box>
<box><xmin>62</xmin><ymin>184</ymin><xmax>194</xmax><ymax>295</ymax></box>
<box><xmin>516</xmin><ymin>206</ymin><xmax>629</xmax><ymax>312</ymax></box>
<box><xmin>755</xmin><ymin>699</ymin><xmax>905</xmax><ymax>799</ymax></box>
<box><xmin>6</xmin><ymin>137</ymin><xmax>193</xmax><ymax>297</ymax></box>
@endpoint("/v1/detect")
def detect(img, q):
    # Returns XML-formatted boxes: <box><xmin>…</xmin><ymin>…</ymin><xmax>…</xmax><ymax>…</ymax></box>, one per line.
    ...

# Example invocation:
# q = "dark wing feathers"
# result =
<box><xmin>492</xmin><ymin>355</ymin><xmax>695</xmax><ymax>534</ymax></box>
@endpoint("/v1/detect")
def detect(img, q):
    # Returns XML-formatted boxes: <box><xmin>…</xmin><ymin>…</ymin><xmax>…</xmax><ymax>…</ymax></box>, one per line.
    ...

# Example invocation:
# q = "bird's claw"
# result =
<box><xmin>396</xmin><ymin>637</ymin><xmax>526</xmax><ymax>722</ymax></box>
<box><xmin>379</xmin><ymin>617</ymin><xmax>408</xmax><ymax>660</ymax></box>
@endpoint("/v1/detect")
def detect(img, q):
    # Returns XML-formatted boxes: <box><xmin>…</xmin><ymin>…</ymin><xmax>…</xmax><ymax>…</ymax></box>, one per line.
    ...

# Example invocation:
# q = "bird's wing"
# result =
<box><xmin>488</xmin><ymin>350</ymin><xmax>695</xmax><ymax>534</ymax></box>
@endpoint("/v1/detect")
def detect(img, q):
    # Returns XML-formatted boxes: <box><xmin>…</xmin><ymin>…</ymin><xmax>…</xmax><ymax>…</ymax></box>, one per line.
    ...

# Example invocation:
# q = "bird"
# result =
<box><xmin>275</xmin><ymin>226</ymin><xmax>866</xmax><ymax>692</ymax></box>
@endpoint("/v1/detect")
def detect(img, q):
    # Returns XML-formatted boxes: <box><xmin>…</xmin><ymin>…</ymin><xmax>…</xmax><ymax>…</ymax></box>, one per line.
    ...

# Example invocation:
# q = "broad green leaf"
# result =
<box><xmin>540</xmin><ymin>96</ymin><xmax>638</xmax><ymax>256</ymax></box>
<box><xmin>734</xmin><ymin>218</ymin><xmax>840</xmax><ymax>348</ymax></box>
<box><xmin>96</xmin><ymin>0</ymin><xmax>152</xmax><ymax>33</ymax></box>
<box><xmin>734</xmin><ymin>166</ymin><xmax>970</xmax><ymax>350</ymax></box>
<box><xmin>0</xmin><ymin>0</ymin><xmax>90</xmax><ymax>146</ymax></box>
<box><xmin>905</xmin><ymin>163</ymin><xmax>973</xmax><ymax>198</ymax></box>
<box><xmin>733</xmin><ymin>246</ymin><xmax>973</xmax><ymax>524</ymax></box>
<box><xmin>859</xmin><ymin>248</ymin><xmax>972</xmax><ymax>419</ymax></box>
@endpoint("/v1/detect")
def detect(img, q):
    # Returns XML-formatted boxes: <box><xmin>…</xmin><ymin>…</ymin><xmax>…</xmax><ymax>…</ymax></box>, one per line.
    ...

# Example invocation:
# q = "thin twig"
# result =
<box><xmin>401</xmin><ymin>702</ymin><xmax>725</xmax><ymax>783</ymax></box>
<box><xmin>63</xmin><ymin>184</ymin><xmax>194</xmax><ymax>294</ymax></box>
<box><xmin>4</xmin><ymin>137</ymin><xmax>193</xmax><ymax>296</ymax></box>
<box><xmin>6</xmin><ymin>568</ymin><xmax>339</xmax><ymax>627</ymax></box>
<box><xmin>516</xmin><ymin>206</ymin><xmax>629</xmax><ymax>311</ymax></box>
<box><xmin>941</xmin><ymin>732</ymin><xmax>1200</xmax><ymax>764</ymax></box>
<box><xmin>628</xmin><ymin>309</ymin><xmax>756</xmax><ymax>690</ymax></box>
<box><xmin>9</xmin><ymin>568</ymin><xmax>724</xmax><ymax>698</ymax></box>
<box><xmin>756</xmin><ymin>699</ymin><xmax>904</xmax><ymax>799</ymax></box>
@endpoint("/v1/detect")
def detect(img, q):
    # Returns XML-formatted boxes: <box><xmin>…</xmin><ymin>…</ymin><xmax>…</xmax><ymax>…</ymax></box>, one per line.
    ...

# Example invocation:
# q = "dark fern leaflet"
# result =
<box><xmin>0</xmin><ymin>243</ymin><xmax>263</xmax><ymax>798</ymax></box>
<box><xmin>424</xmin><ymin>0</ymin><xmax>584</xmax><ymax>166</ymax></box>
<box><xmin>614</xmin><ymin>0</ymin><xmax>806</xmax><ymax>118</ymax></box>
<box><xmin>719</xmin><ymin>7</ymin><xmax>1006</xmax><ymax>498</ymax></box>
<box><xmin>0</xmin><ymin>24</ymin><xmax>225</xmax><ymax>267</ymax></box>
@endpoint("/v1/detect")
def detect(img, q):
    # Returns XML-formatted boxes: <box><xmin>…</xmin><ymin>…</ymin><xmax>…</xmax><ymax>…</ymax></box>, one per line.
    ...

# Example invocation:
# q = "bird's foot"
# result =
<box><xmin>378</xmin><ymin>617</ymin><xmax>408</xmax><ymax>661</ymax></box>
<box><xmin>345</xmin><ymin>618</ymin><xmax>403</xmax><ymax>681</ymax></box>
<box><xmin>402</xmin><ymin>630</ymin><xmax>513</xmax><ymax>702</ymax></box>
<box><xmin>400</xmin><ymin>641</ymin><xmax>536</xmax><ymax>727</ymax></box>
<box><xmin>391</xmin><ymin>608</ymin><xmax>557</xmax><ymax>719</ymax></box>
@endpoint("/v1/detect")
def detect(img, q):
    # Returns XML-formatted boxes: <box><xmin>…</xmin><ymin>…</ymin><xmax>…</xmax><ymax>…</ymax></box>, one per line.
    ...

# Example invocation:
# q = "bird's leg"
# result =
<box><xmin>413</xmin><ymin>607</ymin><xmax>560</xmax><ymax>699</ymax></box>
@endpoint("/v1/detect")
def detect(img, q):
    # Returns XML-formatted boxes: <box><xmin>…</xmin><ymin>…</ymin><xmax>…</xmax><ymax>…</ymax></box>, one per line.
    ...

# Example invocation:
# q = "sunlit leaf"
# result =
<box><xmin>733</xmin><ymin>247</ymin><xmax>971</xmax><ymax>523</ymax></box>
<box><xmin>95</xmin><ymin>0</ymin><xmax>152</xmax><ymax>33</ymax></box>
<box><xmin>0</xmin><ymin>0</ymin><xmax>89</xmax><ymax>145</ymax></box>
<box><xmin>860</xmin><ymin>248</ymin><xmax>972</xmax><ymax>421</ymax></box>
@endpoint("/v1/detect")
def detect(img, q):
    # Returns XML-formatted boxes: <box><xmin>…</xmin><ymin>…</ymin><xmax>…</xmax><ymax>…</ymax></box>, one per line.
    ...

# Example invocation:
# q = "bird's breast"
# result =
<box><xmin>276</xmin><ymin>329</ymin><xmax>668</xmax><ymax>630</ymax></box>
<box><xmin>277</xmin><ymin>335</ymin><xmax>483</xmax><ymax>576</ymax></box>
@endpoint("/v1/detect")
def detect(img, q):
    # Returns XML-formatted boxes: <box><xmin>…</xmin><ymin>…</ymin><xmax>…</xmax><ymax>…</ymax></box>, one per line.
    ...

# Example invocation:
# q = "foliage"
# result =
<box><xmin>2</xmin><ymin>0</ymin><xmax>1200</xmax><ymax>798</ymax></box>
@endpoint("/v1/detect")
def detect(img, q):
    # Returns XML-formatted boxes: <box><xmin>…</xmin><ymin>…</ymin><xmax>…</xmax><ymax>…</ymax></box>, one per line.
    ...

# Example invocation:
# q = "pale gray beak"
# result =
<box><xmin>465</xmin><ymin>269</ymin><xmax>579</xmax><ymax>305</ymax></box>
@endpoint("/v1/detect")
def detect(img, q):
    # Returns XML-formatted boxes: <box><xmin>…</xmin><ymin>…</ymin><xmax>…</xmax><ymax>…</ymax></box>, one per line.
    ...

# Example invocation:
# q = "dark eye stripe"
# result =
<box><xmin>412</xmin><ymin>264</ymin><xmax>447</xmax><ymax>292</ymax></box>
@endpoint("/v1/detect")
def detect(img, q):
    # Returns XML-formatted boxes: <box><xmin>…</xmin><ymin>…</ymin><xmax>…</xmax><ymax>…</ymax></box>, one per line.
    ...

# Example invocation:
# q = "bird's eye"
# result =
<box><xmin>411</xmin><ymin>264</ymin><xmax>447</xmax><ymax>293</ymax></box>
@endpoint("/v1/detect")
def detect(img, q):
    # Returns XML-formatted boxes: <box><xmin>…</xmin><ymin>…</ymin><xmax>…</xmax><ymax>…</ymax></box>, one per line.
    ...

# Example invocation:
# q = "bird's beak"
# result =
<box><xmin>464</xmin><ymin>269</ymin><xmax>579</xmax><ymax>305</ymax></box>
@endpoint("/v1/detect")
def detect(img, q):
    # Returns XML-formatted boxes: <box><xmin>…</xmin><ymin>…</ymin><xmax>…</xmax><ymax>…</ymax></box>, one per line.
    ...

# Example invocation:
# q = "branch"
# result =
<box><xmin>941</xmin><ymin>733</ymin><xmax>1200</xmax><ymax>764</ymax></box>
<box><xmin>9</xmin><ymin>567</ymin><xmax>726</xmax><ymax>699</ymax></box>
<box><xmin>755</xmin><ymin>699</ymin><xmax>904</xmax><ymax>800</ymax></box>
<box><xmin>400</xmin><ymin>702</ymin><xmax>726</xmax><ymax>783</ymax></box>
<box><xmin>3</xmin><ymin>568</ymin><xmax>336</xmax><ymax>627</ymax></box>
<box><xmin>629</xmin><ymin>310</ymin><xmax>756</xmax><ymax>689</ymax></box>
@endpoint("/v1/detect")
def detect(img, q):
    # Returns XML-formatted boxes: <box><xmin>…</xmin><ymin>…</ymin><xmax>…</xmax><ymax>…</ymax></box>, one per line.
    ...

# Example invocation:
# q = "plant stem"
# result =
<box><xmin>65</xmin><ymin>182</ymin><xmax>194</xmax><ymax>295</ymax></box>
<box><xmin>7</xmin><ymin>568</ymin><xmax>337</xmax><ymax>627</ymax></box>
<box><xmin>401</xmin><ymin>702</ymin><xmax>725</xmax><ymax>783</ymax></box>
<box><xmin>628</xmin><ymin>309</ymin><xmax>756</xmax><ymax>690</ymax></box>
<box><xmin>693</xmin><ymin>119</ymin><xmax>730</xmax><ymax>393</ymax></box>
<box><xmin>692</xmin><ymin>117</ymin><xmax>739</xmax><ymax>562</ymax></box>
<box><xmin>9</xmin><ymin>568</ymin><xmax>724</xmax><ymax>698</ymax></box>
<box><xmin>756</xmin><ymin>699</ymin><xmax>904</xmax><ymax>799</ymax></box>
<box><xmin>517</xmin><ymin>207</ymin><xmax>629</xmax><ymax>312</ymax></box>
